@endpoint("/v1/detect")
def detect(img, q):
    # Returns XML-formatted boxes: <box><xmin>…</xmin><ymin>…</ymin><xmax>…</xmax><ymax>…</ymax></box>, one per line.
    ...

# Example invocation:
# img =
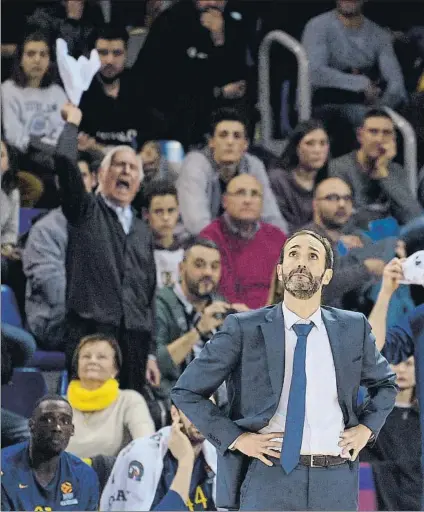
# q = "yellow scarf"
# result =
<box><xmin>67</xmin><ymin>379</ymin><xmax>119</xmax><ymax>412</ymax></box>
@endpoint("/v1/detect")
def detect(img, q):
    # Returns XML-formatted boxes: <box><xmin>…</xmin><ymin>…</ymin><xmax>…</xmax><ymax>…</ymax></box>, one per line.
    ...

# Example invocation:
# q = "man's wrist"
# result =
<box><xmin>229</xmin><ymin>432</ymin><xmax>248</xmax><ymax>452</ymax></box>
<box><xmin>148</xmin><ymin>354</ymin><xmax>157</xmax><ymax>361</ymax></box>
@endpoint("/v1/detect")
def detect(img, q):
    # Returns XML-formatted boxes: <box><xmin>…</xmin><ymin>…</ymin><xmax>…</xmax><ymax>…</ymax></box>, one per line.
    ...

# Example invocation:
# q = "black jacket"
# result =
<box><xmin>132</xmin><ymin>0</ymin><xmax>248</xmax><ymax>146</ymax></box>
<box><xmin>55</xmin><ymin>124</ymin><xmax>156</xmax><ymax>351</ymax></box>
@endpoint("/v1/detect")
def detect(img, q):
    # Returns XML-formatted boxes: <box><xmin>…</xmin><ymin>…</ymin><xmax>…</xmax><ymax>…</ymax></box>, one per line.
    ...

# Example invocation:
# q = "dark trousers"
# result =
<box><xmin>64</xmin><ymin>312</ymin><xmax>149</xmax><ymax>393</ymax></box>
<box><xmin>239</xmin><ymin>457</ymin><xmax>358</xmax><ymax>511</ymax></box>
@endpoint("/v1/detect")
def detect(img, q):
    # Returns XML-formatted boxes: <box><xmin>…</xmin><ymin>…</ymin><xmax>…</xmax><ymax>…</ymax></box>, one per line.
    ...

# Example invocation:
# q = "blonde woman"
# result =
<box><xmin>66</xmin><ymin>334</ymin><xmax>155</xmax><ymax>458</ymax></box>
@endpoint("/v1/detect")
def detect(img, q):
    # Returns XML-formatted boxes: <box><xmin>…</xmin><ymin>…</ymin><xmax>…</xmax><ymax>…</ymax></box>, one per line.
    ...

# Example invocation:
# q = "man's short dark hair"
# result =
<box><xmin>95</xmin><ymin>24</ymin><xmax>129</xmax><ymax>46</ymax></box>
<box><xmin>209</xmin><ymin>107</ymin><xmax>248</xmax><ymax>136</ymax></box>
<box><xmin>33</xmin><ymin>395</ymin><xmax>72</xmax><ymax>416</ymax></box>
<box><xmin>183</xmin><ymin>238</ymin><xmax>220</xmax><ymax>260</ymax></box>
<box><xmin>361</xmin><ymin>108</ymin><xmax>393</xmax><ymax>127</ymax></box>
<box><xmin>279</xmin><ymin>230</ymin><xmax>334</xmax><ymax>270</ymax></box>
<box><xmin>144</xmin><ymin>179</ymin><xmax>178</xmax><ymax>209</ymax></box>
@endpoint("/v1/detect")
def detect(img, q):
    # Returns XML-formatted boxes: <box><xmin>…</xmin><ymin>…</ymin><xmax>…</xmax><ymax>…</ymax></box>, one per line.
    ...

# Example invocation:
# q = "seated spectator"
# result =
<box><xmin>302</xmin><ymin>0</ymin><xmax>406</xmax><ymax>154</ymax></box>
<box><xmin>303</xmin><ymin>177</ymin><xmax>389</xmax><ymax>308</ymax></box>
<box><xmin>367</xmin><ymin>259</ymin><xmax>423</xmax><ymax>511</ymax></box>
<box><xmin>132</xmin><ymin>0</ymin><xmax>251</xmax><ymax>148</ymax></box>
<box><xmin>27</xmin><ymin>0</ymin><xmax>105</xmax><ymax>58</ymax></box>
<box><xmin>66</xmin><ymin>334</ymin><xmax>155</xmax><ymax>458</ymax></box>
<box><xmin>177</xmin><ymin>108</ymin><xmax>286</xmax><ymax>235</ymax></box>
<box><xmin>268</xmin><ymin>120</ymin><xmax>330</xmax><ymax>233</ymax></box>
<box><xmin>1</xmin><ymin>31</ymin><xmax>67</xmax><ymax>156</ymax></box>
<box><xmin>362</xmin><ymin>355</ymin><xmax>421</xmax><ymax>511</ymax></box>
<box><xmin>132</xmin><ymin>141</ymin><xmax>179</xmax><ymax>214</ymax></box>
<box><xmin>57</xmin><ymin>103</ymin><xmax>159</xmax><ymax>393</ymax></box>
<box><xmin>23</xmin><ymin>149</ymin><xmax>98</xmax><ymax>350</ymax></box>
<box><xmin>78</xmin><ymin>25</ymin><xmax>144</xmax><ymax>153</ymax></box>
<box><xmin>155</xmin><ymin>238</ymin><xmax>246</xmax><ymax>400</ymax></box>
<box><xmin>200</xmin><ymin>174</ymin><xmax>287</xmax><ymax>308</ymax></box>
<box><xmin>1</xmin><ymin>141</ymin><xmax>20</xmax><ymax>260</ymax></box>
<box><xmin>329</xmin><ymin>108</ymin><xmax>423</xmax><ymax>228</ymax></box>
<box><xmin>1</xmin><ymin>323</ymin><xmax>36</xmax><ymax>448</ymax></box>
<box><xmin>1</xmin><ymin>395</ymin><xmax>99</xmax><ymax>511</ymax></box>
<box><xmin>144</xmin><ymin>179</ymin><xmax>192</xmax><ymax>289</ymax></box>
<box><xmin>140</xmin><ymin>141</ymin><xmax>178</xmax><ymax>186</ymax></box>
<box><xmin>101</xmin><ymin>403</ymin><xmax>217</xmax><ymax>511</ymax></box>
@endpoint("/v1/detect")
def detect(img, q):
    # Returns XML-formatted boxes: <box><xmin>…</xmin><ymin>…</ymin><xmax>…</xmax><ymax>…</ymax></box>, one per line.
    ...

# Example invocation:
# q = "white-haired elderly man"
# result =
<box><xmin>55</xmin><ymin>103</ymin><xmax>161</xmax><ymax>393</ymax></box>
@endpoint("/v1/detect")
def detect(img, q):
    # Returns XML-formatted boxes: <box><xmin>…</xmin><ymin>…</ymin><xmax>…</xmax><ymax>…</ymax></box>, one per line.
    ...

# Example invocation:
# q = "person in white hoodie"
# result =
<box><xmin>2</xmin><ymin>31</ymin><xmax>67</xmax><ymax>153</ymax></box>
<box><xmin>101</xmin><ymin>403</ymin><xmax>217</xmax><ymax>511</ymax></box>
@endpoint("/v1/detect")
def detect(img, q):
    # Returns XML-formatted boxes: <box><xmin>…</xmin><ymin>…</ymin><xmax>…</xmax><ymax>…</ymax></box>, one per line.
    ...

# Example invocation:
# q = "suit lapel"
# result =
<box><xmin>321</xmin><ymin>308</ymin><xmax>346</xmax><ymax>406</ymax></box>
<box><xmin>260</xmin><ymin>304</ymin><xmax>285</xmax><ymax>400</ymax></box>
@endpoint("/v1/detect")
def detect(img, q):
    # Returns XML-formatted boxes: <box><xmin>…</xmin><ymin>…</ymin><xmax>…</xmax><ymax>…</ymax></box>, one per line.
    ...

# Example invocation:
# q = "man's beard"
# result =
<box><xmin>321</xmin><ymin>213</ymin><xmax>346</xmax><ymax>231</ymax></box>
<box><xmin>282</xmin><ymin>267</ymin><xmax>324</xmax><ymax>300</ymax></box>
<box><xmin>181</xmin><ymin>422</ymin><xmax>205</xmax><ymax>446</ymax></box>
<box><xmin>98</xmin><ymin>69</ymin><xmax>124</xmax><ymax>85</ymax></box>
<box><xmin>185</xmin><ymin>274</ymin><xmax>216</xmax><ymax>299</ymax></box>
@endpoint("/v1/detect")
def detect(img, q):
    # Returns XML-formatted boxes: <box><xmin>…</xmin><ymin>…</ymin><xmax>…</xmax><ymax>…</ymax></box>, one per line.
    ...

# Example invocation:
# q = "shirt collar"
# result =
<box><xmin>282</xmin><ymin>302</ymin><xmax>323</xmax><ymax>331</ymax></box>
<box><xmin>173</xmin><ymin>282</ymin><xmax>194</xmax><ymax>316</ymax></box>
<box><xmin>102</xmin><ymin>194</ymin><xmax>132</xmax><ymax>216</ymax></box>
<box><xmin>222</xmin><ymin>212</ymin><xmax>260</xmax><ymax>240</ymax></box>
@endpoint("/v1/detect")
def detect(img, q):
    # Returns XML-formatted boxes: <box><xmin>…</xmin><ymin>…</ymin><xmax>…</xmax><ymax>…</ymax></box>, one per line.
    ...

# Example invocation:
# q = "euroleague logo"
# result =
<box><xmin>61</xmin><ymin>482</ymin><xmax>73</xmax><ymax>494</ymax></box>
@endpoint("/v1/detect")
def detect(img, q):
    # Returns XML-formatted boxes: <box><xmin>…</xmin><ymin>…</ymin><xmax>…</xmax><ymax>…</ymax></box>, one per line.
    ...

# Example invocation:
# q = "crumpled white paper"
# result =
<box><xmin>400</xmin><ymin>250</ymin><xmax>424</xmax><ymax>286</ymax></box>
<box><xmin>56</xmin><ymin>38</ymin><xmax>101</xmax><ymax>106</ymax></box>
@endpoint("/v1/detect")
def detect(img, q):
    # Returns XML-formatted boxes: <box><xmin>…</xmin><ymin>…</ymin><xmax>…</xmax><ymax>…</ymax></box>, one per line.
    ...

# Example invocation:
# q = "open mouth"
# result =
<box><xmin>116</xmin><ymin>178</ymin><xmax>130</xmax><ymax>190</ymax></box>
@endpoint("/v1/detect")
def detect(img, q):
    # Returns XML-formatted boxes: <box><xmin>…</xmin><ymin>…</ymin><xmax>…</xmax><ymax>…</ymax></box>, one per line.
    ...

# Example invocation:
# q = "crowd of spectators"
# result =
<box><xmin>1</xmin><ymin>0</ymin><xmax>424</xmax><ymax>510</ymax></box>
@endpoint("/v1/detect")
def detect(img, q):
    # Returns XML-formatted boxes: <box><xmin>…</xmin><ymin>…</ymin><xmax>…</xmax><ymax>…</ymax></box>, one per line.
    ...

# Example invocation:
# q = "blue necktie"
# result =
<box><xmin>280</xmin><ymin>322</ymin><xmax>314</xmax><ymax>474</ymax></box>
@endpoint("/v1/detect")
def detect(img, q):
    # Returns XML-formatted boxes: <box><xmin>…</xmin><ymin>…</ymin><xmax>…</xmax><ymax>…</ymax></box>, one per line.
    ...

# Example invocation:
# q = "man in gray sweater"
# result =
<box><xmin>329</xmin><ymin>108</ymin><xmax>422</xmax><ymax>228</ymax></box>
<box><xmin>177</xmin><ymin>107</ymin><xmax>287</xmax><ymax>235</ymax></box>
<box><xmin>302</xmin><ymin>0</ymin><xmax>406</xmax><ymax>119</ymax></box>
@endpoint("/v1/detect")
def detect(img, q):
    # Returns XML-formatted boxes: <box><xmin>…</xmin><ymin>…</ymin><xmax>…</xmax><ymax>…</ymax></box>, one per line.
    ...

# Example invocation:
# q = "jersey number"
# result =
<box><xmin>186</xmin><ymin>486</ymin><xmax>208</xmax><ymax>511</ymax></box>
<box><xmin>34</xmin><ymin>507</ymin><xmax>52</xmax><ymax>511</ymax></box>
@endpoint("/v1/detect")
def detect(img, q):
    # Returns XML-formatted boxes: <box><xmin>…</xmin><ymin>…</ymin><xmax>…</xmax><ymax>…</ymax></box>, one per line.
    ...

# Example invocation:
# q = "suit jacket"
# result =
<box><xmin>171</xmin><ymin>304</ymin><xmax>397</xmax><ymax>509</ymax></box>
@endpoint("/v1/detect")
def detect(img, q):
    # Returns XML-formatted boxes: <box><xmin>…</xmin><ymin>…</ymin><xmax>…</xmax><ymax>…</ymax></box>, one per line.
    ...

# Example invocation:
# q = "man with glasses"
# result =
<box><xmin>1</xmin><ymin>395</ymin><xmax>99</xmax><ymax>511</ymax></box>
<box><xmin>78</xmin><ymin>25</ymin><xmax>144</xmax><ymax>153</ymax></box>
<box><xmin>303</xmin><ymin>177</ymin><xmax>389</xmax><ymax>308</ymax></box>
<box><xmin>200</xmin><ymin>174</ymin><xmax>287</xmax><ymax>308</ymax></box>
<box><xmin>329</xmin><ymin>108</ymin><xmax>422</xmax><ymax>228</ymax></box>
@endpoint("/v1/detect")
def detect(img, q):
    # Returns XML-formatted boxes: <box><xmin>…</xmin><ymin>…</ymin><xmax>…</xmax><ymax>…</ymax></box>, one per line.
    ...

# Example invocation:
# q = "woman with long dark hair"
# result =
<box><xmin>1</xmin><ymin>31</ymin><xmax>67</xmax><ymax>153</ymax></box>
<box><xmin>269</xmin><ymin>119</ymin><xmax>330</xmax><ymax>233</ymax></box>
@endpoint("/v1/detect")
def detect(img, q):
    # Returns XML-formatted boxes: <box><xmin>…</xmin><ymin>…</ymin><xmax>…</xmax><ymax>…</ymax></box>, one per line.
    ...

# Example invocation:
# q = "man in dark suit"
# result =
<box><xmin>171</xmin><ymin>229</ymin><xmax>397</xmax><ymax>510</ymax></box>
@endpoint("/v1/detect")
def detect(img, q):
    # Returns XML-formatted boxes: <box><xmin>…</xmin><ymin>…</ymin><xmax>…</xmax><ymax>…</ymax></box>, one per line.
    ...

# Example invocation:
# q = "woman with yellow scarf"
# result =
<box><xmin>66</xmin><ymin>334</ymin><xmax>155</xmax><ymax>458</ymax></box>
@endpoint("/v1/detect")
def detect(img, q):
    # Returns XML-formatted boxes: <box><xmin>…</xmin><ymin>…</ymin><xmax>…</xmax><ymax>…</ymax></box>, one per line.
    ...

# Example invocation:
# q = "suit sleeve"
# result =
<box><xmin>171</xmin><ymin>314</ymin><xmax>245</xmax><ymax>455</ymax></box>
<box><xmin>358</xmin><ymin>315</ymin><xmax>398</xmax><ymax>438</ymax></box>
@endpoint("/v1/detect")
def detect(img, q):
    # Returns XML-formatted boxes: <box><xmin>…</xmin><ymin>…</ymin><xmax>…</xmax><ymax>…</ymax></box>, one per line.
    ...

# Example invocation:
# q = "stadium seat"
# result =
<box><xmin>1</xmin><ymin>285</ymin><xmax>68</xmax><ymax>394</ymax></box>
<box><xmin>19</xmin><ymin>207</ymin><xmax>47</xmax><ymax>235</ymax></box>
<box><xmin>1</xmin><ymin>369</ymin><xmax>48</xmax><ymax>419</ymax></box>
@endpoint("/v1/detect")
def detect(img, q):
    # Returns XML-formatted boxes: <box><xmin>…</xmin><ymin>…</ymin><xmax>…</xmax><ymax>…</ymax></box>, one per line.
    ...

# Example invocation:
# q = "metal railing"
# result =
<box><xmin>258</xmin><ymin>30</ymin><xmax>311</xmax><ymax>155</ymax></box>
<box><xmin>384</xmin><ymin>107</ymin><xmax>418</xmax><ymax>195</ymax></box>
<box><xmin>257</xmin><ymin>32</ymin><xmax>418</xmax><ymax>196</ymax></box>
